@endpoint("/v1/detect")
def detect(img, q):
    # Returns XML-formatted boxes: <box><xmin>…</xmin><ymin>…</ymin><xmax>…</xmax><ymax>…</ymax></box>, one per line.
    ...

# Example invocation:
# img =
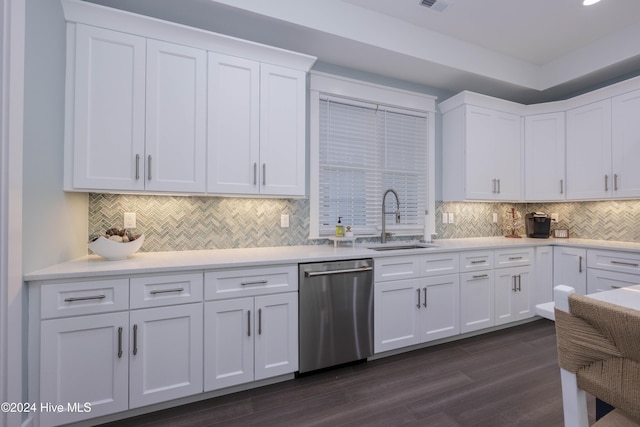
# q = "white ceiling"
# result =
<box><xmin>84</xmin><ymin>0</ymin><xmax>640</xmax><ymax>104</ymax></box>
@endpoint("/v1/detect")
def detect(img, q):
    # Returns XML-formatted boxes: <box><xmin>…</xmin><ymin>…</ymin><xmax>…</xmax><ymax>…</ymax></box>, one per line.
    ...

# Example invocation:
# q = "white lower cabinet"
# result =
<box><xmin>40</xmin><ymin>312</ymin><xmax>129</xmax><ymax>427</ymax></box>
<box><xmin>553</xmin><ymin>247</ymin><xmax>587</xmax><ymax>295</ymax></box>
<box><xmin>129</xmin><ymin>304</ymin><xmax>203</xmax><ymax>409</ymax></box>
<box><xmin>460</xmin><ymin>270</ymin><xmax>494</xmax><ymax>333</ymax></box>
<box><xmin>204</xmin><ymin>292</ymin><xmax>298</xmax><ymax>391</ymax></box>
<box><xmin>494</xmin><ymin>266</ymin><xmax>533</xmax><ymax>325</ymax></box>
<box><xmin>374</xmin><ymin>255</ymin><xmax>460</xmax><ymax>354</ymax></box>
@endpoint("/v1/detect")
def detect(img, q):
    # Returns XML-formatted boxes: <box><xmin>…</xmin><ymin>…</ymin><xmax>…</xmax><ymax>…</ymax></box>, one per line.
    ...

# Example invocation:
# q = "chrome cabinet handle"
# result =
<box><xmin>492</xmin><ymin>179</ymin><xmax>497</xmax><ymax>194</ymax></box>
<box><xmin>497</xmin><ymin>179</ymin><xmax>501</xmax><ymax>194</ymax></box>
<box><xmin>149</xmin><ymin>288</ymin><xmax>184</xmax><ymax>295</ymax></box>
<box><xmin>560</xmin><ymin>179</ymin><xmax>563</xmax><ymax>194</ymax></box>
<box><xmin>247</xmin><ymin>311</ymin><xmax>251</xmax><ymax>337</ymax></box>
<box><xmin>470</xmin><ymin>260</ymin><xmax>486</xmax><ymax>264</ymax></box>
<box><xmin>614</xmin><ymin>174</ymin><xmax>619</xmax><ymax>191</ymax></box>
<box><xmin>611</xmin><ymin>285</ymin><xmax>623</xmax><ymax>289</ymax></box>
<box><xmin>512</xmin><ymin>276</ymin><xmax>517</xmax><ymax>292</ymax></box>
<box><xmin>416</xmin><ymin>288</ymin><xmax>421</xmax><ymax>309</ymax></box>
<box><xmin>64</xmin><ymin>294</ymin><xmax>106</xmax><ymax>303</ymax></box>
<box><xmin>147</xmin><ymin>155</ymin><xmax>152</xmax><ymax>180</ymax></box>
<box><xmin>423</xmin><ymin>287</ymin><xmax>427</xmax><ymax>307</ymax></box>
<box><xmin>604</xmin><ymin>174</ymin><xmax>608</xmax><ymax>192</ymax></box>
<box><xmin>117</xmin><ymin>327</ymin><xmax>123</xmax><ymax>358</ymax></box>
<box><xmin>517</xmin><ymin>275</ymin><xmax>522</xmax><ymax>292</ymax></box>
<box><xmin>135</xmin><ymin>154</ymin><xmax>140</xmax><ymax>180</ymax></box>
<box><xmin>241</xmin><ymin>280</ymin><xmax>268</xmax><ymax>286</ymax></box>
<box><xmin>508</xmin><ymin>256</ymin><xmax>523</xmax><ymax>260</ymax></box>
<box><xmin>133</xmin><ymin>324</ymin><xmax>138</xmax><ymax>356</ymax></box>
<box><xmin>253</xmin><ymin>163</ymin><xmax>257</xmax><ymax>186</ymax></box>
<box><xmin>258</xmin><ymin>308</ymin><xmax>262</xmax><ymax>335</ymax></box>
<box><xmin>611</xmin><ymin>260</ymin><xmax>640</xmax><ymax>267</ymax></box>
<box><xmin>262</xmin><ymin>163</ymin><xmax>266</xmax><ymax>186</ymax></box>
<box><xmin>472</xmin><ymin>274</ymin><xmax>488</xmax><ymax>279</ymax></box>
<box><xmin>579</xmin><ymin>256</ymin><xmax>583</xmax><ymax>273</ymax></box>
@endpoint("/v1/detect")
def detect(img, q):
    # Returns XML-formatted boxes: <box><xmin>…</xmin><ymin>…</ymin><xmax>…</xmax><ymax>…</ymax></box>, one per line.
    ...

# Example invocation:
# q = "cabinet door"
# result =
<box><xmin>374</xmin><ymin>279</ymin><xmax>421</xmax><ymax>353</ymax></box>
<box><xmin>553</xmin><ymin>247</ymin><xmax>587</xmax><ymax>295</ymax></box>
<box><xmin>465</xmin><ymin>106</ymin><xmax>498</xmax><ymax>200</ymax></box>
<box><xmin>145</xmin><ymin>40</ymin><xmax>206</xmax><ymax>193</ymax></box>
<box><xmin>204</xmin><ymin>298</ymin><xmax>254</xmax><ymax>391</ymax></box>
<box><xmin>72</xmin><ymin>25</ymin><xmax>146</xmax><ymax>191</ymax></box>
<box><xmin>40</xmin><ymin>312</ymin><xmax>129</xmax><ymax>427</ymax></box>
<box><xmin>492</xmin><ymin>110</ymin><xmax>522</xmax><ymax>200</ymax></box>
<box><xmin>524</xmin><ymin>112</ymin><xmax>566</xmax><ymax>201</ymax></box>
<box><xmin>566</xmin><ymin>100</ymin><xmax>612</xmax><ymax>199</ymax></box>
<box><xmin>129</xmin><ymin>304</ymin><xmax>203</xmax><ymax>408</ymax></box>
<box><xmin>534</xmin><ymin>246</ymin><xmax>554</xmax><ymax>305</ymax></box>
<box><xmin>207</xmin><ymin>53</ymin><xmax>260</xmax><ymax>194</ymax></box>
<box><xmin>420</xmin><ymin>274</ymin><xmax>460</xmax><ymax>342</ymax></box>
<box><xmin>513</xmin><ymin>268</ymin><xmax>533</xmax><ymax>321</ymax></box>
<box><xmin>460</xmin><ymin>271</ymin><xmax>494</xmax><ymax>333</ymax></box>
<box><xmin>259</xmin><ymin>64</ymin><xmax>306</xmax><ymax>196</ymax></box>
<box><xmin>612</xmin><ymin>90</ymin><xmax>640</xmax><ymax>198</ymax></box>
<box><xmin>254</xmin><ymin>293</ymin><xmax>298</xmax><ymax>380</ymax></box>
<box><xmin>494</xmin><ymin>267</ymin><xmax>519</xmax><ymax>326</ymax></box>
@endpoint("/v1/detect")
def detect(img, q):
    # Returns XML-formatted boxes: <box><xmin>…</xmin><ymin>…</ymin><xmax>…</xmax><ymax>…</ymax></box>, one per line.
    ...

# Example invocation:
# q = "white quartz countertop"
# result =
<box><xmin>24</xmin><ymin>236</ymin><xmax>640</xmax><ymax>282</ymax></box>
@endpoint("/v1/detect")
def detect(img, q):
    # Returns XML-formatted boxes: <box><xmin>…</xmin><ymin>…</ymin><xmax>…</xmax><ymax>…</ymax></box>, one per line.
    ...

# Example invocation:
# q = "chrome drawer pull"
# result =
<box><xmin>64</xmin><ymin>294</ymin><xmax>106</xmax><ymax>303</ymax></box>
<box><xmin>472</xmin><ymin>274</ymin><xmax>488</xmax><ymax>279</ymax></box>
<box><xmin>611</xmin><ymin>285</ymin><xmax>623</xmax><ymax>289</ymax></box>
<box><xmin>149</xmin><ymin>288</ymin><xmax>184</xmax><ymax>295</ymax></box>
<box><xmin>470</xmin><ymin>260</ymin><xmax>486</xmax><ymax>264</ymax></box>
<box><xmin>241</xmin><ymin>280</ymin><xmax>269</xmax><ymax>286</ymax></box>
<box><xmin>416</xmin><ymin>288</ymin><xmax>421</xmax><ymax>308</ymax></box>
<box><xmin>508</xmin><ymin>256</ymin><xmax>523</xmax><ymax>260</ymax></box>
<box><xmin>305</xmin><ymin>267</ymin><xmax>373</xmax><ymax>277</ymax></box>
<box><xmin>610</xmin><ymin>260</ymin><xmax>639</xmax><ymax>267</ymax></box>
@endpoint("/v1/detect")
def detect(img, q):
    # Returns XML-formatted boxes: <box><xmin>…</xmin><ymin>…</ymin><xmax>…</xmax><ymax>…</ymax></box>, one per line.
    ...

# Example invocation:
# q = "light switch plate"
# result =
<box><xmin>448</xmin><ymin>213</ymin><xmax>455</xmax><ymax>224</ymax></box>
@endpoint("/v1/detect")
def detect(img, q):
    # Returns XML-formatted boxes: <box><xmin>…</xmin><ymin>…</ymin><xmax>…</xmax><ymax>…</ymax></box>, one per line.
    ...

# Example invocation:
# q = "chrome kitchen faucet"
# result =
<box><xmin>381</xmin><ymin>189</ymin><xmax>400</xmax><ymax>243</ymax></box>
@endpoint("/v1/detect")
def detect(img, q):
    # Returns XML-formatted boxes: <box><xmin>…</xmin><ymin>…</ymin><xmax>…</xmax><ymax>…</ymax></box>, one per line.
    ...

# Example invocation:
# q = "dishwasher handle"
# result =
<box><xmin>305</xmin><ymin>266</ymin><xmax>373</xmax><ymax>277</ymax></box>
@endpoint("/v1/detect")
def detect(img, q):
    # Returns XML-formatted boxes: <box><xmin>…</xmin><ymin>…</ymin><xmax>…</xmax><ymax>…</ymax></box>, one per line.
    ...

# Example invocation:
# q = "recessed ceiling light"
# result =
<box><xmin>582</xmin><ymin>0</ymin><xmax>601</xmax><ymax>6</ymax></box>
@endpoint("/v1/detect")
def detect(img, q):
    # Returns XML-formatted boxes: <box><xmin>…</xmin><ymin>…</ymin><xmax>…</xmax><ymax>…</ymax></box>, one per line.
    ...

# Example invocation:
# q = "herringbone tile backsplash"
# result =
<box><xmin>88</xmin><ymin>194</ymin><xmax>640</xmax><ymax>253</ymax></box>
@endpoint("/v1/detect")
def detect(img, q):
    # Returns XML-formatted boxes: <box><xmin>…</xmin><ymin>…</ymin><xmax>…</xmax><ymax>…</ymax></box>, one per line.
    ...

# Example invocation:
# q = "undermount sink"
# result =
<box><xmin>367</xmin><ymin>243</ymin><xmax>437</xmax><ymax>251</ymax></box>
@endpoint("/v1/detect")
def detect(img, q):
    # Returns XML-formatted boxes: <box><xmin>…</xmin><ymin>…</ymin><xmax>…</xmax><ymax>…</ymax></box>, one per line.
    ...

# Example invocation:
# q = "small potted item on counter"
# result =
<box><xmin>345</xmin><ymin>225</ymin><xmax>353</xmax><ymax>237</ymax></box>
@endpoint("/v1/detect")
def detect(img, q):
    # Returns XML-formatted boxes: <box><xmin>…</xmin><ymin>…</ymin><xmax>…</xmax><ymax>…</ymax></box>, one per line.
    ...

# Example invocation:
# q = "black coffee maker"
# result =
<box><xmin>525</xmin><ymin>212</ymin><xmax>551</xmax><ymax>238</ymax></box>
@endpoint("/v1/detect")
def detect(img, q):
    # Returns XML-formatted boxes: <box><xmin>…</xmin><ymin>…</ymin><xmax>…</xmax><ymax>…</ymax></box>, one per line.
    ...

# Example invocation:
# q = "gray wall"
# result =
<box><xmin>23</xmin><ymin>0</ymin><xmax>87</xmax><ymax>274</ymax></box>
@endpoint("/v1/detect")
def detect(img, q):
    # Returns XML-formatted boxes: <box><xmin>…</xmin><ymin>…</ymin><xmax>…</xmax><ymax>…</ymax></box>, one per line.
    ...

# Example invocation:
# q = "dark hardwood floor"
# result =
<box><xmin>101</xmin><ymin>319</ymin><xmax>592</xmax><ymax>426</ymax></box>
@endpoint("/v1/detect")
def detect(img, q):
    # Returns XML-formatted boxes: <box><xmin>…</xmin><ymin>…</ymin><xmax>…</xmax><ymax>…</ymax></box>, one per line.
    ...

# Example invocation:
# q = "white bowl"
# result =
<box><xmin>88</xmin><ymin>235</ymin><xmax>144</xmax><ymax>260</ymax></box>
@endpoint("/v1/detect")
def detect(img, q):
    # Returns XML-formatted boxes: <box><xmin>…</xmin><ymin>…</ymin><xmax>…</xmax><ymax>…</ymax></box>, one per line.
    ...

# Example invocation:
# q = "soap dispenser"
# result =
<box><xmin>335</xmin><ymin>217</ymin><xmax>345</xmax><ymax>237</ymax></box>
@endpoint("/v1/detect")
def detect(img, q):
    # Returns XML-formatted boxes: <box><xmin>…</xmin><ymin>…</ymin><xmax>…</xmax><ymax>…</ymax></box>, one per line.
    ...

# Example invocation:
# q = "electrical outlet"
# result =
<box><xmin>493</xmin><ymin>213</ymin><xmax>498</xmax><ymax>223</ymax></box>
<box><xmin>551</xmin><ymin>213</ymin><xmax>559</xmax><ymax>222</ymax></box>
<box><xmin>448</xmin><ymin>213</ymin><xmax>455</xmax><ymax>224</ymax></box>
<box><xmin>280</xmin><ymin>213</ymin><xmax>290</xmax><ymax>228</ymax></box>
<box><xmin>124</xmin><ymin>212</ymin><xmax>136</xmax><ymax>229</ymax></box>
<box><xmin>442</xmin><ymin>213</ymin><xmax>448</xmax><ymax>224</ymax></box>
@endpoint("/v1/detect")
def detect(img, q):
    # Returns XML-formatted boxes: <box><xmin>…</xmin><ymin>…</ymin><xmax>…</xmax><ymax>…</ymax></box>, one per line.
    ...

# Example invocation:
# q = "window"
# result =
<box><xmin>309</xmin><ymin>73</ymin><xmax>436</xmax><ymax>239</ymax></box>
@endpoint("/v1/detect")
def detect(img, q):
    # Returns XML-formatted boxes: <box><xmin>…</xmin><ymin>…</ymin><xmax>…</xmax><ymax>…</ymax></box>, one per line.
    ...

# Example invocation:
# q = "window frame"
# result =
<box><xmin>309</xmin><ymin>71</ymin><xmax>436</xmax><ymax>239</ymax></box>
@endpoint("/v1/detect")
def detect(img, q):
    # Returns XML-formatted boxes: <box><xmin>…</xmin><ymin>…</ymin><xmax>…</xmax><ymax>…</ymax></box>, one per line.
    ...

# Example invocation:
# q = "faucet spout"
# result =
<box><xmin>381</xmin><ymin>189</ymin><xmax>400</xmax><ymax>243</ymax></box>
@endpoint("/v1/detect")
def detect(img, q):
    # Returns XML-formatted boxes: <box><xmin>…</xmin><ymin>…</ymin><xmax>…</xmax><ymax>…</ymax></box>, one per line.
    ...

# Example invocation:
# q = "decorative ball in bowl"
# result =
<box><xmin>89</xmin><ymin>234</ymin><xmax>144</xmax><ymax>260</ymax></box>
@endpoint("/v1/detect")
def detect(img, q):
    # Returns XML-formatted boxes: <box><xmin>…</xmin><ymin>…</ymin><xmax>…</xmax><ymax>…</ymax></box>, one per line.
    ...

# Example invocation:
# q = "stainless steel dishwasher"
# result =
<box><xmin>298</xmin><ymin>259</ymin><xmax>374</xmax><ymax>373</ymax></box>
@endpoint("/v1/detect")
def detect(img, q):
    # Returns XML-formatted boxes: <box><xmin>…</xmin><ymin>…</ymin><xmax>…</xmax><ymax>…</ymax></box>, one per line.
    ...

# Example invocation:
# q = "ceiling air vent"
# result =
<box><xmin>419</xmin><ymin>0</ymin><xmax>448</xmax><ymax>12</ymax></box>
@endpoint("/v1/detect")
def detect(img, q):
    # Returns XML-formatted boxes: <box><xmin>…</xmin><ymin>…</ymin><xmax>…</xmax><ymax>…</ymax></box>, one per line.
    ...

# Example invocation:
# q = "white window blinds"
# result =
<box><xmin>318</xmin><ymin>96</ymin><xmax>428</xmax><ymax>236</ymax></box>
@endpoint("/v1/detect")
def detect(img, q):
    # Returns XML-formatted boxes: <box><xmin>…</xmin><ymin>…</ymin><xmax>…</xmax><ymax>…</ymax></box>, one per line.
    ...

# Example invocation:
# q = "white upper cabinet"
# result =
<box><xmin>145</xmin><ymin>40</ymin><xmax>207</xmax><ymax>193</ymax></box>
<box><xmin>207</xmin><ymin>57</ymin><xmax>306</xmax><ymax>196</ymax></box>
<box><xmin>612</xmin><ymin>89</ymin><xmax>640</xmax><ymax>198</ymax></box>
<box><xmin>63</xmin><ymin>0</ymin><xmax>315</xmax><ymax>196</ymax></box>
<box><xmin>70</xmin><ymin>25</ymin><xmax>146</xmax><ymax>191</ymax></box>
<box><xmin>524</xmin><ymin>112</ymin><xmax>566</xmax><ymax>201</ymax></box>
<box><xmin>566</xmin><ymin>99</ymin><xmax>612</xmax><ymax>200</ymax></box>
<box><xmin>442</xmin><ymin>99</ymin><xmax>522</xmax><ymax>201</ymax></box>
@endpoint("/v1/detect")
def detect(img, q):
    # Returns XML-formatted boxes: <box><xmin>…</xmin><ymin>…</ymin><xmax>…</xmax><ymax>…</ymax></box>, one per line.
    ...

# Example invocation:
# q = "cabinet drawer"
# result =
<box><xmin>494</xmin><ymin>248</ymin><xmax>533</xmax><ymax>268</ymax></box>
<box><xmin>460</xmin><ymin>251</ymin><xmax>494</xmax><ymax>272</ymax></box>
<box><xmin>588</xmin><ymin>250</ymin><xmax>640</xmax><ymax>274</ymax></box>
<box><xmin>205</xmin><ymin>265</ymin><xmax>297</xmax><ymax>300</ymax></box>
<box><xmin>374</xmin><ymin>256</ymin><xmax>420</xmax><ymax>282</ymax></box>
<box><xmin>418</xmin><ymin>253</ymin><xmax>460</xmax><ymax>276</ymax></box>
<box><xmin>41</xmin><ymin>278</ymin><xmax>129</xmax><ymax>319</ymax></box>
<box><xmin>130</xmin><ymin>272</ymin><xmax>203</xmax><ymax>309</ymax></box>
<box><xmin>587</xmin><ymin>268</ymin><xmax>640</xmax><ymax>294</ymax></box>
